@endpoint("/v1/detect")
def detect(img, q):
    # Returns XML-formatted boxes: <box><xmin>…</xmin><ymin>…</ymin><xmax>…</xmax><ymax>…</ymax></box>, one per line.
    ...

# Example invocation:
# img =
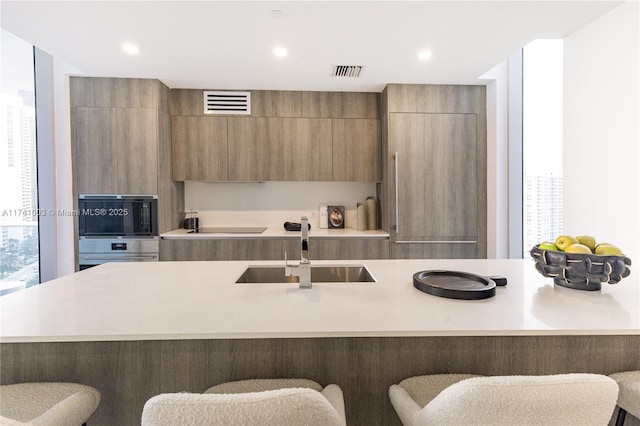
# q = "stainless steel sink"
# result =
<box><xmin>236</xmin><ymin>265</ymin><xmax>376</xmax><ymax>284</ymax></box>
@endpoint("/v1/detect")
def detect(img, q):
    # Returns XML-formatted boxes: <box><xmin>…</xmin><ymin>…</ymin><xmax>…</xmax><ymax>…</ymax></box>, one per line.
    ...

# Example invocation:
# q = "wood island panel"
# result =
<box><xmin>2</xmin><ymin>336</ymin><xmax>638</xmax><ymax>426</ymax></box>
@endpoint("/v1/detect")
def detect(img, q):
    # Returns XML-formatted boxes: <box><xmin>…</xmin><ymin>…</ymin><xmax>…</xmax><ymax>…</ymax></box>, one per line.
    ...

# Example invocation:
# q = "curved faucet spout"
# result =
<box><xmin>301</xmin><ymin>216</ymin><xmax>309</xmax><ymax>265</ymax></box>
<box><xmin>285</xmin><ymin>216</ymin><xmax>311</xmax><ymax>288</ymax></box>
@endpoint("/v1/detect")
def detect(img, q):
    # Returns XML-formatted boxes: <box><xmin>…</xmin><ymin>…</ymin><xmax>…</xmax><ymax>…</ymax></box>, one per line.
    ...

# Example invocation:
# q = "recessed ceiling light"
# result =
<box><xmin>418</xmin><ymin>50</ymin><xmax>432</xmax><ymax>61</ymax></box>
<box><xmin>121</xmin><ymin>42</ymin><xmax>140</xmax><ymax>56</ymax></box>
<box><xmin>273</xmin><ymin>46</ymin><xmax>288</xmax><ymax>58</ymax></box>
<box><xmin>268</xmin><ymin>9</ymin><xmax>284</xmax><ymax>19</ymax></box>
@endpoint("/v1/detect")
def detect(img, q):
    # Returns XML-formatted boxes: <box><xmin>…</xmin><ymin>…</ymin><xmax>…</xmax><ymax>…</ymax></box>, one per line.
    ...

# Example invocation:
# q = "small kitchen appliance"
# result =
<box><xmin>77</xmin><ymin>194</ymin><xmax>159</xmax><ymax>270</ymax></box>
<box><xmin>183</xmin><ymin>211</ymin><xmax>199</xmax><ymax>230</ymax></box>
<box><xmin>78</xmin><ymin>194</ymin><xmax>158</xmax><ymax>237</ymax></box>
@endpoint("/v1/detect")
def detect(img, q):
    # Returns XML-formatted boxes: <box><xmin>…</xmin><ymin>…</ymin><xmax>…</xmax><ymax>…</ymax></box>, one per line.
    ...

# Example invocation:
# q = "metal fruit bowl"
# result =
<box><xmin>530</xmin><ymin>245</ymin><xmax>632</xmax><ymax>291</ymax></box>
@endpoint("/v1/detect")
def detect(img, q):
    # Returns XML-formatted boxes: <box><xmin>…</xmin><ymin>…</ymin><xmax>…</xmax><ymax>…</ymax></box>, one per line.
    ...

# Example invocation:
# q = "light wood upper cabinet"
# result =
<box><xmin>117</xmin><ymin>108</ymin><xmax>158</xmax><ymax>194</ymax></box>
<box><xmin>169</xmin><ymin>89</ymin><xmax>381</xmax><ymax>182</ymax></box>
<box><xmin>332</xmin><ymin>119</ymin><xmax>381</xmax><ymax>182</ymax></box>
<box><xmin>74</xmin><ymin>107</ymin><xmax>118</xmax><ymax>194</ymax></box>
<box><xmin>228</xmin><ymin>117</ymin><xmax>284</xmax><ymax>181</ymax></box>
<box><xmin>282</xmin><ymin>118</ymin><xmax>332</xmax><ymax>181</ymax></box>
<box><xmin>170</xmin><ymin>116</ymin><xmax>380</xmax><ymax>183</ymax></box>
<box><xmin>171</xmin><ymin>116</ymin><xmax>228</xmax><ymax>181</ymax></box>
<box><xmin>73</xmin><ymin>106</ymin><xmax>158</xmax><ymax>194</ymax></box>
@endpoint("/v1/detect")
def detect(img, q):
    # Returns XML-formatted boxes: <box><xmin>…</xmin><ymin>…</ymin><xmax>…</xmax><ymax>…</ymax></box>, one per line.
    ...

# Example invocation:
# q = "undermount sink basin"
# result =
<box><xmin>235</xmin><ymin>265</ymin><xmax>376</xmax><ymax>284</ymax></box>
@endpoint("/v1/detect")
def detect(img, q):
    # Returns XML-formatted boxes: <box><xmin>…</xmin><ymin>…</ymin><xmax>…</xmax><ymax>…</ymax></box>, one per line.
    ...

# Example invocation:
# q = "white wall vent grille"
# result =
<box><xmin>332</xmin><ymin>65</ymin><xmax>364</xmax><ymax>77</ymax></box>
<box><xmin>203</xmin><ymin>91</ymin><xmax>251</xmax><ymax>115</ymax></box>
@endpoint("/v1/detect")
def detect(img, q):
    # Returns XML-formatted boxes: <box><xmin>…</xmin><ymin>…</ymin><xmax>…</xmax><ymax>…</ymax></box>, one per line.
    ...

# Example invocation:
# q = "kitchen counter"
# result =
<box><xmin>161</xmin><ymin>227</ymin><xmax>389</xmax><ymax>239</ymax></box>
<box><xmin>1</xmin><ymin>259</ymin><xmax>638</xmax><ymax>343</ymax></box>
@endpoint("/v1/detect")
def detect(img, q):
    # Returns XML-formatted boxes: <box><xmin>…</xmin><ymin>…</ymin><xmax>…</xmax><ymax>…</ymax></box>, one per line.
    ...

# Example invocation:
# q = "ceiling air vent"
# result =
<box><xmin>332</xmin><ymin>65</ymin><xmax>364</xmax><ymax>77</ymax></box>
<box><xmin>203</xmin><ymin>91</ymin><xmax>251</xmax><ymax>115</ymax></box>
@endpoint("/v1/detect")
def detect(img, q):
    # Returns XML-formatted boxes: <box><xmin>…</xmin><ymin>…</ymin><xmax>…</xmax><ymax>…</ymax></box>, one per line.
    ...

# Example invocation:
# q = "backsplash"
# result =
<box><xmin>184</xmin><ymin>181</ymin><xmax>377</xmax><ymax>229</ymax></box>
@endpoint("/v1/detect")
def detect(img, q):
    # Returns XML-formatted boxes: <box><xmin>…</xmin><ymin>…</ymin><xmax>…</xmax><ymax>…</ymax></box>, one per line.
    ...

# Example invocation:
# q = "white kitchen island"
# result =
<box><xmin>1</xmin><ymin>259</ymin><xmax>639</xmax><ymax>425</ymax></box>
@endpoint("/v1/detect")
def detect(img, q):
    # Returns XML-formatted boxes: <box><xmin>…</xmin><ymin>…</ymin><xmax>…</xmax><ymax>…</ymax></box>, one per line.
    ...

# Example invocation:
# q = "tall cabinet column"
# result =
<box><xmin>379</xmin><ymin>84</ymin><xmax>487</xmax><ymax>259</ymax></box>
<box><xmin>70</xmin><ymin>77</ymin><xmax>184</xmax><ymax>268</ymax></box>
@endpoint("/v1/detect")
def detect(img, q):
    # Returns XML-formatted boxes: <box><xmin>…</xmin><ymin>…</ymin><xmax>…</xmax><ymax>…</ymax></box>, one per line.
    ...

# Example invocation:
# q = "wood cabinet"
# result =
<box><xmin>161</xmin><ymin>237</ymin><xmax>389</xmax><ymax>261</ymax></box>
<box><xmin>116</xmin><ymin>108</ymin><xmax>158</xmax><ymax>194</ymax></box>
<box><xmin>392</xmin><ymin>113</ymin><xmax>477</xmax><ymax>239</ymax></box>
<box><xmin>332</xmin><ymin>119</ymin><xmax>380</xmax><ymax>181</ymax></box>
<box><xmin>309</xmin><ymin>238</ymin><xmax>389</xmax><ymax>261</ymax></box>
<box><xmin>381</xmin><ymin>84</ymin><xmax>486</xmax><ymax>259</ymax></box>
<box><xmin>282</xmin><ymin>118</ymin><xmax>332</xmax><ymax>181</ymax></box>
<box><xmin>169</xmin><ymin>89</ymin><xmax>382</xmax><ymax>182</ymax></box>
<box><xmin>73</xmin><ymin>107</ymin><xmax>117</xmax><ymax>194</ymax></box>
<box><xmin>71</xmin><ymin>77</ymin><xmax>185</xmax><ymax>235</ymax></box>
<box><xmin>227</xmin><ymin>117</ymin><xmax>284</xmax><ymax>181</ymax></box>
<box><xmin>160</xmin><ymin>239</ymin><xmax>285</xmax><ymax>261</ymax></box>
<box><xmin>6</xmin><ymin>336</ymin><xmax>637</xmax><ymax>426</ymax></box>
<box><xmin>171</xmin><ymin>116</ymin><xmax>228</xmax><ymax>181</ymax></box>
<box><xmin>74</xmin><ymin>107</ymin><xmax>157</xmax><ymax>194</ymax></box>
<box><xmin>390</xmin><ymin>241</ymin><xmax>478</xmax><ymax>259</ymax></box>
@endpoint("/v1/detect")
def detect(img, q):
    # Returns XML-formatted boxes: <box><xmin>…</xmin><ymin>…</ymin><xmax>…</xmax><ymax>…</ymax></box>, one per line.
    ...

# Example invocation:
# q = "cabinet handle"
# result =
<box><xmin>395</xmin><ymin>240</ymin><xmax>477</xmax><ymax>244</ymax></box>
<box><xmin>82</xmin><ymin>256</ymin><xmax>158</xmax><ymax>261</ymax></box>
<box><xmin>394</xmin><ymin>152</ymin><xmax>399</xmax><ymax>234</ymax></box>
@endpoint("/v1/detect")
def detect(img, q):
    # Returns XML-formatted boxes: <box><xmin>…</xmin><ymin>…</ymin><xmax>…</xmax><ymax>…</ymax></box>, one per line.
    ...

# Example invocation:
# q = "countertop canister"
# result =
<box><xmin>357</xmin><ymin>202</ymin><xmax>367</xmax><ymax>231</ymax></box>
<box><xmin>366</xmin><ymin>196</ymin><xmax>377</xmax><ymax>230</ymax></box>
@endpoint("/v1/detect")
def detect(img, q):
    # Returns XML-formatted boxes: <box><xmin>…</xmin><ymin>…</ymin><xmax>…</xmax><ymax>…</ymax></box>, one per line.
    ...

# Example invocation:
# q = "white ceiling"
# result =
<box><xmin>1</xmin><ymin>1</ymin><xmax>623</xmax><ymax>92</ymax></box>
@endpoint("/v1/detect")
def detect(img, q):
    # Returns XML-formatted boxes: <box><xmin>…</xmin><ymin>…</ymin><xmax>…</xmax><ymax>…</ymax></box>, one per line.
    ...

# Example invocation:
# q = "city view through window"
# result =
<box><xmin>0</xmin><ymin>30</ymin><xmax>39</xmax><ymax>295</ymax></box>
<box><xmin>522</xmin><ymin>40</ymin><xmax>564</xmax><ymax>257</ymax></box>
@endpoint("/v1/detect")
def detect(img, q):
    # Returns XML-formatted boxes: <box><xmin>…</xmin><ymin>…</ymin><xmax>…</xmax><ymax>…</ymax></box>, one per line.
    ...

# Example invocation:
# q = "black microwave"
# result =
<box><xmin>78</xmin><ymin>195</ymin><xmax>158</xmax><ymax>237</ymax></box>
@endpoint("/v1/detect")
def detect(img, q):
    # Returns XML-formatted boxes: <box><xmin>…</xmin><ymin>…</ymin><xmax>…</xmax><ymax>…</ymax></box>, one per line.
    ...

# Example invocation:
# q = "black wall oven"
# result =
<box><xmin>78</xmin><ymin>195</ymin><xmax>158</xmax><ymax>237</ymax></box>
<box><xmin>78</xmin><ymin>195</ymin><xmax>159</xmax><ymax>270</ymax></box>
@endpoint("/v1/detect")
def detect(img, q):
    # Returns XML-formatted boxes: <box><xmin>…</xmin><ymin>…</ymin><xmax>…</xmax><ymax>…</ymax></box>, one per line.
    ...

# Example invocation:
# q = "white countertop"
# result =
<box><xmin>1</xmin><ymin>259</ymin><xmax>638</xmax><ymax>343</ymax></box>
<box><xmin>161</xmin><ymin>227</ymin><xmax>389</xmax><ymax>239</ymax></box>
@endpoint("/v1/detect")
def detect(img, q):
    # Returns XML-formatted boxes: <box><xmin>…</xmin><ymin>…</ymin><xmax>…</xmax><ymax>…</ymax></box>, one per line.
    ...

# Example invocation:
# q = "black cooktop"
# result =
<box><xmin>188</xmin><ymin>227</ymin><xmax>267</xmax><ymax>234</ymax></box>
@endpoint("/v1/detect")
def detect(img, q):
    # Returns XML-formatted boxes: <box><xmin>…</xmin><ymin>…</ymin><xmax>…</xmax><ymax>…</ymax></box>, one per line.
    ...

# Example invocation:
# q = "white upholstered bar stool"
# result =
<box><xmin>389</xmin><ymin>373</ymin><xmax>619</xmax><ymax>426</ymax></box>
<box><xmin>0</xmin><ymin>382</ymin><xmax>101</xmax><ymax>426</ymax></box>
<box><xmin>141</xmin><ymin>378</ymin><xmax>346</xmax><ymax>426</ymax></box>
<box><xmin>609</xmin><ymin>371</ymin><xmax>640</xmax><ymax>426</ymax></box>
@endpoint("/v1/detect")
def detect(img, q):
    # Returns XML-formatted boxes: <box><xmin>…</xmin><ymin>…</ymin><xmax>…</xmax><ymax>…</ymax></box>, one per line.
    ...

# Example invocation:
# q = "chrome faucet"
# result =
<box><xmin>285</xmin><ymin>216</ymin><xmax>311</xmax><ymax>288</ymax></box>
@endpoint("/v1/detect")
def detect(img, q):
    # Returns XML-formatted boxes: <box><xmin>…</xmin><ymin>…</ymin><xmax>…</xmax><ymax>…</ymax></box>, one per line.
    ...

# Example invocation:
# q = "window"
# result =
<box><xmin>522</xmin><ymin>39</ymin><xmax>564</xmax><ymax>257</ymax></box>
<box><xmin>0</xmin><ymin>30</ymin><xmax>39</xmax><ymax>295</ymax></box>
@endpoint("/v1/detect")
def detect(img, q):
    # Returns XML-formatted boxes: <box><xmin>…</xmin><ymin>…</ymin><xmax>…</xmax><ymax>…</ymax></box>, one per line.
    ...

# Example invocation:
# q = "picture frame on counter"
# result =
<box><xmin>328</xmin><ymin>205</ymin><xmax>345</xmax><ymax>229</ymax></box>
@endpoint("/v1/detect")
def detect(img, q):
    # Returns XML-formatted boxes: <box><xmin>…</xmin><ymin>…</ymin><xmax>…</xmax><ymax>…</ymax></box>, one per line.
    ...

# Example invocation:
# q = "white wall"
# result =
<box><xmin>185</xmin><ymin>181</ymin><xmax>378</xmax><ymax>229</ymax></box>
<box><xmin>481</xmin><ymin>60</ymin><xmax>509</xmax><ymax>259</ymax></box>
<box><xmin>563</xmin><ymin>1</ymin><xmax>639</xmax><ymax>261</ymax></box>
<box><xmin>53</xmin><ymin>59</ymin><xmax>82</xmax><ymax>277</ymax></box>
